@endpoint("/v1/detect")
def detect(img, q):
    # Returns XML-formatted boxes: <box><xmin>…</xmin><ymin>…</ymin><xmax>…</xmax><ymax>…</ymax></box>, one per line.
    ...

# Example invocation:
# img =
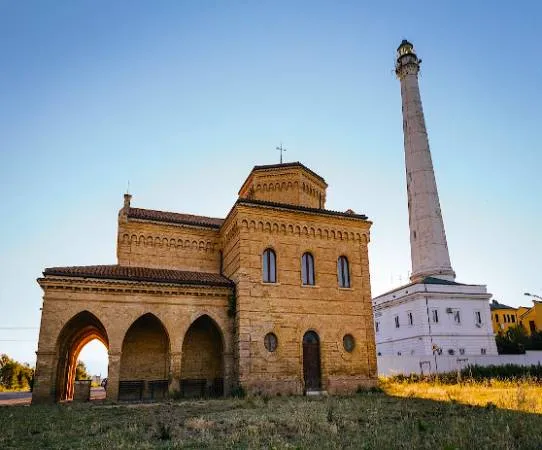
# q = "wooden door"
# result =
<box><xmin>303</xmin><ymin>331</ymin><xmax>321</xmax><ymax>391</ymax></box>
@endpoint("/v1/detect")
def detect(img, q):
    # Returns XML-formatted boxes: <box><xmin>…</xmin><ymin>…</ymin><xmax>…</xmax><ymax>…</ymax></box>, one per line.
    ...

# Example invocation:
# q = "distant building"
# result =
<box><xmin>373</xmin><ymin>40</ymin><xmax>497</xmax><ymax>357</ymax></box>
<box><xmin>518</xmin><ymin>301</ymin><xmax>542</xmax><ymax>335</ymax></box>
<box><xmin>490</xmin><ymin>300</ymin><xmax>519</xmax><ymax>335</ymax></box>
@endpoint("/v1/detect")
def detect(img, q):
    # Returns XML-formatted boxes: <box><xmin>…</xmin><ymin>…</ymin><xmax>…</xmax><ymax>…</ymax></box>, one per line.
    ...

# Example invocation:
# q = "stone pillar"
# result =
<box><xmin>106</xmin><ymin>352</ymin><xmax>121</xmax><ymax>402</ymax></box>
<box><xmin>223</xmin><ymin>351</ymin><xmax>233</xmax><ymax>396</ymax></box>
<box><xmin>168</xmin><ymin>351</ymin><xmax>182</xmax><ymax>394</ymax></box>
<box><xmin>395</xmin><ymin>40</ymin><xmax>455</xmax><ymax>283</ymax></box>
<box><xmin>31</xmin><ymin>351</ymin><xmax>57</xmax><ymax>404</ymax></box>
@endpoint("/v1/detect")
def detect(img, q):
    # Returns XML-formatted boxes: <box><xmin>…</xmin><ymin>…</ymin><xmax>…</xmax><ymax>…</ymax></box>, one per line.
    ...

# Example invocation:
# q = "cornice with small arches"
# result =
<box><xmin>239</xmin><ymin>219</ymin><xmax>369</xmax><ymax>244</ymax></box>
<box><xmin>121</xmin><ymin>233</ymin><xmax>219</xmax><ymax>253</ymax></box>
<box><xmin>254</xmin><ymin>179</ymin><xmax>325</xmax><ymax>202</ymax></box>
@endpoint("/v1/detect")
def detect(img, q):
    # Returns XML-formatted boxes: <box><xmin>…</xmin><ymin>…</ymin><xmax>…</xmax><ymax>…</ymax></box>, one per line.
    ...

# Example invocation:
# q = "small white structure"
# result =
<box><xmin>374</xmin><ymin>278</ymin><xmax>497</xmax><ymax>357</ymax></box>
<box><xmin>373</xmin><ymin>41</ymin><xmax>497</xmax><ymax>357</ymax></box>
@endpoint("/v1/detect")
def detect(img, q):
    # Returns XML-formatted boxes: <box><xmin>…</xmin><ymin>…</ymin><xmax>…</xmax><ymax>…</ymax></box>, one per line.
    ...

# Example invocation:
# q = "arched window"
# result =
<box><xmin>262</xmin><ymin>248</ymin><xmax>276</xmax><ymax>283</ymax></box>
<box><xmin>337</xmin><ymin>256</ymin><xmax>350</xmax><ymax>288</ymax></box>
<box><xmin>301</xmin><ymin>252</ymin><xmax>315</xmax><ymax>285</ymax></box>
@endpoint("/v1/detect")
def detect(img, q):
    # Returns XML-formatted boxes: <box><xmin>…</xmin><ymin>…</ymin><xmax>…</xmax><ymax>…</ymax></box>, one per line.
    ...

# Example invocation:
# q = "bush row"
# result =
<box><xmin>386</xmin><ymin>364</ymin><xmax>542</xmax><ymax>384</ymax></box>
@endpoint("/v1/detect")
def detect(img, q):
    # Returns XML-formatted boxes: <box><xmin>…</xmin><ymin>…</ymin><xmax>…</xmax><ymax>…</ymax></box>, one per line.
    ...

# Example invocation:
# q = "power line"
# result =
<box><xmin>0</xmin><ymin>327</ymin><xmax>38</xmax><ymax>330</ymax></box>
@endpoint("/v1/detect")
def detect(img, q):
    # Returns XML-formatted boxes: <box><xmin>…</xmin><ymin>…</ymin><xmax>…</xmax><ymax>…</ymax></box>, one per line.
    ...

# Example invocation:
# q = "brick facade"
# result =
<box><xmin>32</xmin><ymin>162</ymin><xmax>376</xmax><ymax>403</ymax></box>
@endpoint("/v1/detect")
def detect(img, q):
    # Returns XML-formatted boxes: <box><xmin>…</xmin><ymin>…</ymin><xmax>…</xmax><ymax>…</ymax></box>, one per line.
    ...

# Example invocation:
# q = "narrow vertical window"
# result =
<box><xmin>375</xmin><ymin>321</ymin><xmax>380</xmax><ymax>333</ymax></box>
<box><xmin>475</xmin><ymin>311</ymin><xmax>482</xmax><ymax>325</ymax></box>
<box><xmin>407</xmin><ymin>312</ymin><xmax>413</xmax><ymax>326</ymax></box>
<box><xmin>431</xmin><ymin>309</ymin><xmax>439</xmax><ymax>323</ymax></box>
<box><xmin>301</xmin><ymin>252</ymin><xmax>315</xmax><ymax>285</ymax></box>
<box><xmin>511</xmin><ymin>315</ymin><xmax>516</xmax><ymax>323</ymax></box>
<box><xmin>337</xmin><ymin>256</ymin><xmax>350</xmax><ymax>288</ymax></box>
<box><xmin>262</xmin><ymin>248</ymin><xmax>276</xmax><ymax>283</ymax></box>
<box><xmin>495</xmin><ymin>314</ymin><xmax>499</xmax><ymax>323</ymax></box>
<box><xmin>394</xmin><ymin>315</ymin><xmax>400</xmax><ymax>328</ymax></box>
<box><xmin>454</xmin><ymin>310</ymin><xmax>461</xmax><ymax>324</ymax></box>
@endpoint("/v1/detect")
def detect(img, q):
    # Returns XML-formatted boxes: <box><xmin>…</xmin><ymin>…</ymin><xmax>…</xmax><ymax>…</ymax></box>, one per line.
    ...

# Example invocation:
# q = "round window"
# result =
<box><xmin>343</xmin><ymin>334</ymin><xmax>355</xmax><ymax>353</ymax></box>
<box><xmin>264</xmin><ymin>333</ymin><xmax>278</xmax><ymax>352</ymax></box>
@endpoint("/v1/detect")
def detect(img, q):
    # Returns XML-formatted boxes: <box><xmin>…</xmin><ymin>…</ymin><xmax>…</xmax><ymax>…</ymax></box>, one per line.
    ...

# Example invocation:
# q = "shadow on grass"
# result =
<box><xmin>1</xmin><ymin>393</ymin><xmax>541</xmax><ymax>449</ymax></box>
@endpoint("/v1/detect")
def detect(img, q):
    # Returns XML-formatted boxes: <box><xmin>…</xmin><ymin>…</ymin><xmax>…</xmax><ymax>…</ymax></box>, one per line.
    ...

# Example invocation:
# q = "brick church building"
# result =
<box><xmin>32</xmin><ymin>162</ymin><xmax>376</xmax><ymax>403</ymax></box>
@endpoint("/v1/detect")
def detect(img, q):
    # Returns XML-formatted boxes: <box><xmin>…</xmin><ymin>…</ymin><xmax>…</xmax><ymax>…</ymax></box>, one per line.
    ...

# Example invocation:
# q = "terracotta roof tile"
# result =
<box><xmin>127</xmin><ymin>208</ymin><xmax>224</xmax><ymax>228</ymax></box>
<box><xmin>42</xmin><ymin>265</ymin><xmax>233</xmax><ymax>287</ymax></box>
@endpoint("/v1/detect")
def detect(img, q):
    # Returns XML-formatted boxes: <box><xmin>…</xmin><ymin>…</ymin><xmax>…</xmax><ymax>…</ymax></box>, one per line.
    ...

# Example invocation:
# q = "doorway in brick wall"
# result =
<box><xmin>303</xmin><ymin>330</ymin><xmax>321</xmax><ymax>392</ymax></box>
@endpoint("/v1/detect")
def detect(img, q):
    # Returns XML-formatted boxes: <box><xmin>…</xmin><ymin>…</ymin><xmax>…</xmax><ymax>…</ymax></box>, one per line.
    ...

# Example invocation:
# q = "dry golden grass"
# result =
<box><xmin>382</xmin><ymin>378</ymin><xmax>542</xmax><ymax>413</ymax></box>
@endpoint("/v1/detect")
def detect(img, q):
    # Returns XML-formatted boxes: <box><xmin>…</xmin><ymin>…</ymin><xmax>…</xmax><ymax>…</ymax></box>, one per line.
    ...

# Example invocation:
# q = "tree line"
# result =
<box><xmin>0</xmin><ymin>354</ymin><xmax>34</xmax><ymax>391</ymax></box>
<box><xmin>1</xmin><ymin>354</ymin><xmax>91</xmax><ymax>391</ymax></box>
<box><xmin>496</xmin><ymin>326</ymin><xmax>542</xmax><ymax>354</ymax></box>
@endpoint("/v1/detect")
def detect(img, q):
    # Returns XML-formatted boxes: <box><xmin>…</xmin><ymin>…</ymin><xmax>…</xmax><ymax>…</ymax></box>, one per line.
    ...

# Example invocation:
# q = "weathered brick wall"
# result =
<box><xmin>238</xmin><ymin>167</ymin><xmax>327</xmax><ymax>209</ymax></box>
<box><xmin>120</xmin><ymin>314</ymin><xmax>169</xmax><ymax>380</ymax></box>
<box><xmin>181</xmin><ymin>316</ymin><xmax>223</xmax><ymax>380</ymax></box>
<box><xmin>230</xmin><ymin>204</ymin><xmax>376</xmax><ymax>394</ymax></box>
<box><xmin>117</xmin><ymin>219</ymin><xmax>221</xmax><ymax>272</ymax></box>
<box><xmin>32</xmin><ymin>281</ymin><xmax>234</xmax><ymax>403</ymax></box>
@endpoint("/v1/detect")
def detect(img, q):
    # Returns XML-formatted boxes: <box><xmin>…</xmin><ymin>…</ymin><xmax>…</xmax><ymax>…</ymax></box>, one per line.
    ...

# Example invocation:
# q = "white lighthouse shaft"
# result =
<box><xmin>395</xmin><ymin>41</ymin><xmax>455</xmax><ymax>283</ymax></box>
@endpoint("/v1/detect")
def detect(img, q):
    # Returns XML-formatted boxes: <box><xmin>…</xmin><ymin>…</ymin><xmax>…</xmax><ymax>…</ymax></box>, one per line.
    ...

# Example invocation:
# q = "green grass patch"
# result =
<box><xmin>1</xmin><ymin>388</ymin><xmax>542</xmax><ymax>449</ymax></box>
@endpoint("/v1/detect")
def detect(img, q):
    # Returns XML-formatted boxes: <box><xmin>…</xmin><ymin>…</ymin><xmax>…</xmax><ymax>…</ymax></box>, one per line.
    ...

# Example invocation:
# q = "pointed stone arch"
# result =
<box><xmin>119</xmin><ymin>313</ymin><xmax>171</xmax><ymax>400</ymax></box>
<box><xmin>54</xmin><ymin>310</ymin><xmax>109</xmax><ymax>402</ymax></box>
<box><xmin>180</xmin><ymin>314</ymin><xmax>224</xmax><ymax>397</ymax></box>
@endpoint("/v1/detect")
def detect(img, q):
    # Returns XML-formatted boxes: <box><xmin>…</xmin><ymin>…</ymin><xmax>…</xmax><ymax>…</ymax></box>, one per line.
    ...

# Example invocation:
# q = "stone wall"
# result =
<box><xmin>117</xmin><ymin>219</ymin><xmax>221</xmax><ymax>273</ymax></box>
<box><xmin>32</xmin><ymin>278</ymin><xmax>233</xmax><ymax>403</ymax></box>
<box><xmin>181</xmin><ymin>316</ymin><xmax>223</xmax><ymax>380</ymax></box>
<box><xmin>228</xmin><ymin>204</ymin><xmax>376</xmax><ymax>394</ymax></box>
<box><xmin>238</xmin><ymin>166</ymin><xmax>327</xmax><ymax>209</ymax></box>
<box><xmin>120</xmin><ymin>314</ymin><xmax>169</xmax><ymax>380</ymax></box>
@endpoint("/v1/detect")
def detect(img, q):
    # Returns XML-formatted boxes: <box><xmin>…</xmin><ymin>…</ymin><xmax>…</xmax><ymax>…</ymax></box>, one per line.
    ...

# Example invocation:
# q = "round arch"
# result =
<box><xmin>181</xmin><ymin>314</ymin><xmax>224</xmax><ymax>397</ymax></box>
<box><xmin>55</xmin><ymin>311</ymin><xmax>109</xmax><ymax>402</ymax></box>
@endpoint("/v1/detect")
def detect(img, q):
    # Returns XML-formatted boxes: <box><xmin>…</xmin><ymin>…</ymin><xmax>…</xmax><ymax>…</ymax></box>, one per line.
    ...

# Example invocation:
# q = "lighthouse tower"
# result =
<box><xmin>371</xmin><ymin>41</ymin><xmax>497</xmax><ymax>362</ymax></box>
<box><xmin>395</xmin><ymin>40</ymin><xmax>455</xmax><ymax>283</ymax></box>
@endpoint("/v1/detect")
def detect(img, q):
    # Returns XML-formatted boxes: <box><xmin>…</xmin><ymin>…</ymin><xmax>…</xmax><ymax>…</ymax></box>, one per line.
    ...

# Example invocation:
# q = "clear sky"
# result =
<box><xmin>1</xmin><ymin>1</ymin><xmax>541</xmax><ymax>376</ymax></box>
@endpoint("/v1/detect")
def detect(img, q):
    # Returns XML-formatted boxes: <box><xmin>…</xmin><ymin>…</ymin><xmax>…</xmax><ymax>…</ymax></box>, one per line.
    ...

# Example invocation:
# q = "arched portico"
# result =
<box><xmin>180</xmin><ymin>314</ymin><xmax>224</xmax><ymax>397</ymax></box>
<box><xmin>119</xmin><ymin>313</ymin><xmax>171</xmax><ymax>400</ymax></box>
<box><xmin>55</xmin><ymin>311</ymin><xmax>109</xmax><ymax>402</ymax></box>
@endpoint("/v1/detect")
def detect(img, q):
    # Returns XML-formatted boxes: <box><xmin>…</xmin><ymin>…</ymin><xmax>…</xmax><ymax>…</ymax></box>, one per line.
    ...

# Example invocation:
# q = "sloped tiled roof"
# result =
<box><xmin>127</xmin><ymin>208</ymin><xmax>224</xmax><ymax>228</ymax></box>
<box><xmin>42</xmin><ymin>265</ymin><xmax>233</xmax><ymax>287</ymax></box>
<box><xmin>420</xmin><ymin>276</ymin><xmax>464</xmax><ymax>286</ymax></box>
<box><xmin>490</xmin><ymin>300</ymin><xmax>517</xmax><ymax>311</ymax></box>
<box><xmin>251</xmin><ymin>162</ymin><xmax>327</xmax><ymax>185</ymax></box>
<box><xmin>236</xmin><ymin>198</ymin><xmax>369</xmax><ymax>220</ymax></box>
<box><xmin>374</xmin><ymin>276</ymin><xmax>469</xmax><ymax>299</ymax></box>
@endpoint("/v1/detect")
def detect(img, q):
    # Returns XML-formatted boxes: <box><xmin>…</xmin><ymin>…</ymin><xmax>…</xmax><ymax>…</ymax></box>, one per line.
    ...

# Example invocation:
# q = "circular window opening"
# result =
<box><xmin>343</xmin><ymin>334</ymin><xmax>355</xmax><ymax>353</ymax></box>
<box><xmin>264</xmin><ymin>333</ymin><xmax>278</xmax><ymax>352</ymax></box>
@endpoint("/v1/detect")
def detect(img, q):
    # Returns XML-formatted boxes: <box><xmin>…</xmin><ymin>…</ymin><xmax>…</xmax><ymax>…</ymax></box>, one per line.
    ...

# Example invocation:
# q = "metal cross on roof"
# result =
<box><xmin>276</xmin><ymin>143</ymin><xmax>287</xmax><ymax>164</ymax></box>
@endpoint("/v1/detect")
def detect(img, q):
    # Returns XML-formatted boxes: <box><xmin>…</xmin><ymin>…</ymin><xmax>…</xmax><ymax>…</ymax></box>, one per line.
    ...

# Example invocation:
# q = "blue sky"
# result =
<box><xmin>1</xmin><ymin>1</ymin><xmax>541</xmax><ymax>376</ymax></box>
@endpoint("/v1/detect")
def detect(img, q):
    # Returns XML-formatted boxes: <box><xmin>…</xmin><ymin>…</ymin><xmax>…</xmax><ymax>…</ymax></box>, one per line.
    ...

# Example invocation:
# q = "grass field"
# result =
<box><xmin>1</xmin><ymin>381</ymin><xmax>542</xmax><ymax>449</ymax></box>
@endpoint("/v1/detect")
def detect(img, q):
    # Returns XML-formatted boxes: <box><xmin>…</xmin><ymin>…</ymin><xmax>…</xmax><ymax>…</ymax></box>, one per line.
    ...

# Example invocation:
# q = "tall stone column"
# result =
<box><xmin>106</xmin><ymin>352</ymin><xmax>121</xmax><ymax>402</ymax></box>
<box><xmin>395</xmin><ymin>40</ymin><xmax>456</xmax><ymax>282</ymax></box>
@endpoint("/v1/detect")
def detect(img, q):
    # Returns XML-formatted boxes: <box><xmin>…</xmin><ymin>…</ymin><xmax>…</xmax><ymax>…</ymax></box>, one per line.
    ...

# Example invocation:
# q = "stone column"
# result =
<box><xmin>31</xmin><ymin>351</ymin><xmax>57</xmax><ymax>404</ymax></box>
<box><xmin>168</xmin><ymin>351</ymin><xmax>182</xmax><ymax>394</ymax></box>
<box><xmin>395</xmin><ymin>40</ymin><xmax>455</xmax><ymax>283</ymax></box>
<box><xmin>106</xmin><ymin>352</ymin><xmax>121</xmax><ymax>402</ymax></box>
<box><xmin>223</xmin><ymin>350</ymin><xmax>233</xmax><ymax>396</ymax></box>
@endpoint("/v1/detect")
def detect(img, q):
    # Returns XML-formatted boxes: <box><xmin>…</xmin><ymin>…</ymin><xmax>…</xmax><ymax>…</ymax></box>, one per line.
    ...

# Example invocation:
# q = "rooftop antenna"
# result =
<box><xmin>126</xmin><ymin>180</ymin><xmax>130</xmax><ymax>195</ymax></box>
<box><xmin>276</xmin><ymin>142</ymin><xmax>286</xmax><ymax>164</ymax></box>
